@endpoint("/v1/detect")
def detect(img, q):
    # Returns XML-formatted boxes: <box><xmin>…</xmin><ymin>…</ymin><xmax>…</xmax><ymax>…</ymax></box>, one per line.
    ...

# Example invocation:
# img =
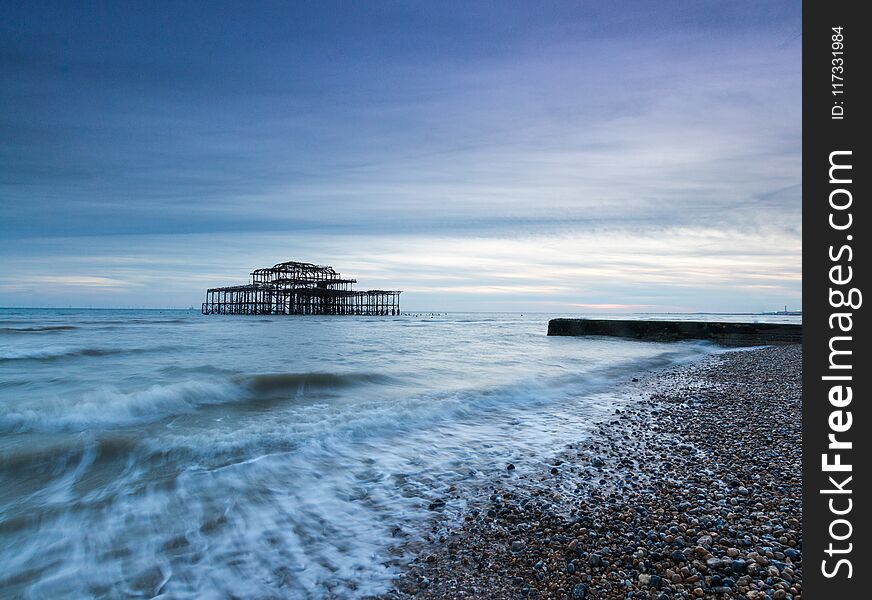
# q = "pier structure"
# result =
<box><xmin>202</xmin><ymin>260</ymin><xmax>401</xmax><ymax>316</ymax></box>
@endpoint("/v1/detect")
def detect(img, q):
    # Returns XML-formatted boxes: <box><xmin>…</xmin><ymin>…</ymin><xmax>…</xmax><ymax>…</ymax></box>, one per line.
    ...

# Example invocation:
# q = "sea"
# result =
<box><xmin>0</xmin><ymin>308</ymin><xmax>801</xmax><ymax>599</ymax></box>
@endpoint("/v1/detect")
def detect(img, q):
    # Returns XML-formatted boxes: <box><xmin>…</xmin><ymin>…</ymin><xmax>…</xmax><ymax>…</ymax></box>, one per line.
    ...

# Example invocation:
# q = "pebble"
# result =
<box><xmin>385</xmin><ymin>346</ymin><xmax>803</xmax><ymax>600</ymax></box>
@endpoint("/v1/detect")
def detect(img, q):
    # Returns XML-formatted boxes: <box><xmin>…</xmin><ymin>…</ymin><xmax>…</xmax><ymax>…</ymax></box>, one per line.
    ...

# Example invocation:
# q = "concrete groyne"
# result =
<box><xmin>547</xmin><ymin>318</ymin><xmax>801</xmax><ymax>346</ymax></box>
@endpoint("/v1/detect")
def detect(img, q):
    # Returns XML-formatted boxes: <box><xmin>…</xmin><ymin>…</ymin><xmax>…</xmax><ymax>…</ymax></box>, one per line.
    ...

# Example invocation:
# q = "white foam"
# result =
<box><xmin>0</xmin><ymin>380</ymin><xmax>240</xmax><ymax>433</ymax></box>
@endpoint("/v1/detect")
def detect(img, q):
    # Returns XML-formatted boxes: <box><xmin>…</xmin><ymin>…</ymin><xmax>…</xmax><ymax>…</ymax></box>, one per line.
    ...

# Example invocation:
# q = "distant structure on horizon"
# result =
<box><xmin>761</xmin><ymin>305</ymin><xmax>802</xmax><ymax>316</ymax></box>
<box><xmin>202</xmin><ymin>260</ymin><xmax>401</xmax><ymax>316</ymax></box>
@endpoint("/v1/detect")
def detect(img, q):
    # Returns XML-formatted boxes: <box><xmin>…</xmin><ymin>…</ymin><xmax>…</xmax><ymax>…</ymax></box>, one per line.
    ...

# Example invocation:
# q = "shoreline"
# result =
<box><xmin>381</xmin><ymin>345</ymin><xmax>802</xmax><ymax>599</ymax></box>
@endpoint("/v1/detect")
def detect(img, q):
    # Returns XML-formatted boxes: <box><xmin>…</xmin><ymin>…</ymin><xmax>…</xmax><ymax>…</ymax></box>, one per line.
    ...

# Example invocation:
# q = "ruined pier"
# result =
<box><xmin>202</xmin><ymin>260</ymin><xmax>401</xmax><ymax>316</ymax></box>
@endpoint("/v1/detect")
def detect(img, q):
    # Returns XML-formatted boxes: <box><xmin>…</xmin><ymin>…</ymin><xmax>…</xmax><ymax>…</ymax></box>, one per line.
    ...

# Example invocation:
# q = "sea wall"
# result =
<box><xmin>547</xmin><ymin>318</ymin><xmax>801</xmax><ymax>346</ymax></box>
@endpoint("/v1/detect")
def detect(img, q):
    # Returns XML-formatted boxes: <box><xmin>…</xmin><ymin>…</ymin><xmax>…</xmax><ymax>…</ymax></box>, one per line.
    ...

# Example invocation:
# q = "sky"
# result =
<box><xmin>0</xmin><ymin>1</ymin><xmax>801</xmax><ymax>312</ymax></box>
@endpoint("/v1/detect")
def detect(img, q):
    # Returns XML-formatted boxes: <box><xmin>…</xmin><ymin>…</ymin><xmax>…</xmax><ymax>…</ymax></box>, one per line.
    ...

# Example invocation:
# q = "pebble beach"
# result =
<box><xmin>384</xmin><ymin>345</ymin><xmax>802</xmax><ymax>600</ymax></box>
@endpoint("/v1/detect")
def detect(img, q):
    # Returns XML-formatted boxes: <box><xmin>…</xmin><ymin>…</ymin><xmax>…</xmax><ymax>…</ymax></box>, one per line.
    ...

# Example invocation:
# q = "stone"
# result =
<box><xmin>389</xmin><ymin>346</ymin><xmax>803</xmax><ymax>600</ymax></box>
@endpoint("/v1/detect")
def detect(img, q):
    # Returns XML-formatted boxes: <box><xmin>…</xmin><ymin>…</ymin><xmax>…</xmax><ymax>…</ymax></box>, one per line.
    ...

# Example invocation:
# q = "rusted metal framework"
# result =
<box><xmin>202</xmin><ymin>260</ymin><xmax>401</xmax><ymax>316</ymax></box>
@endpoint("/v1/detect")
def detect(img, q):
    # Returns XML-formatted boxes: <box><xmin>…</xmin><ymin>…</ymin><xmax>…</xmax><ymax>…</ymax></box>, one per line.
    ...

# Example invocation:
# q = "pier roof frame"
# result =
<box><xmin>252</xmin><ymin>261</ymin><xmax>338</xmax><ymax>275</ymax></box>
<box><xmin>206</xmin><ymin>283</ymin><xmax>269</xmax><ymax>293</ymax></box>
<box><xmin>270</xmin><ymin>277</ymin><xmax>357</xmax><ymax>286</ymax></box>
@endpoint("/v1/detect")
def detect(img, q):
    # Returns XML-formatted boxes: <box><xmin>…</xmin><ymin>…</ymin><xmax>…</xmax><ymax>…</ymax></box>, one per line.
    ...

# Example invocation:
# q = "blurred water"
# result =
<box><xmin>0</xmin><ymin>309</ymin><xmax>799</xmax><ymax>598</ymax></box>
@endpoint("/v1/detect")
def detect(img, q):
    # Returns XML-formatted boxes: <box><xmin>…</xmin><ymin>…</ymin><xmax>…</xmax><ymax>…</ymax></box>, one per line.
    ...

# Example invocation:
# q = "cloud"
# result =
<box><xmin>0</xmin><ymin>275</ymin><xmax>134</xmax><ymax>292</ymax></box>
<box><xmin>0</xmin><ymin>227</ymin><xmax>800</xmax><ymax>311</ymax></box>
<box><xmin>570</xmin><ymin>303</ymin><xmax>657</xmax><ymax>310</ymax></box>
<box><xmin>0</xmin><ymin>2</ymin><xmax>800</xmax><ymax>311</ymax></box>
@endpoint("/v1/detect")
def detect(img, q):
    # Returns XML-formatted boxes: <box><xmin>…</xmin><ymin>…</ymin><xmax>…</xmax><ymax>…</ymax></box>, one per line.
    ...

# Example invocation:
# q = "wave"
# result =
<box><xmin>159</xmin><ymin>364</ymin><xmax>237</xmax><ymax>377</ymax></box>
<box><xmin>0</xmin><ymin>345</ymin><xmax>177</xmax><ymax>362</ymax></box>
<box><xmin>0</xmin><ymin>432</ymin><xmax>140</xmax><ymax>474</ymax></box>
<box><xmin>0</xmin><ymin>371</ymin><xmax>392</xmax><ymax>433</ymax></box>
<box><xmin>150</xmin><ymin>344</ymin><xmax>717</xmax><ymax>461</ymax></box>
<box><xmin>241</xmin><ymin>372</ymin><xmax>392</xmax><ymax>394</ymax></box>
<box><xmin>0</xmin><ymin>325</ymin><xmax>79</xmax><ymax>333</ymax></box>
<box><xmin>0</xmin><ymin>339</ymin><xmax>714</xmax><ymax>438</ymax></box>
<box><xmin>126</xmin><ymin>318</ymin><xmax>189</xmax><ymax>324</ymax></box>
<box><xmin>0</xmin><ymin>381</ymin><xmax>240</xmax><ymax>433</ymax></box>
<box><xmin>0</xmin><ymin>346</ymin><xmax>126</xmax><ymax>361</ymax></box>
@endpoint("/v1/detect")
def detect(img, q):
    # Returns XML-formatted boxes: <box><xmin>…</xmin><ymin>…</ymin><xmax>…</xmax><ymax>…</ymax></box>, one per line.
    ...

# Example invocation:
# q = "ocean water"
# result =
<box><xmin>0</xmin><ymin>309</ymin><xmax>800</xmax><ymax>599</ymax></box>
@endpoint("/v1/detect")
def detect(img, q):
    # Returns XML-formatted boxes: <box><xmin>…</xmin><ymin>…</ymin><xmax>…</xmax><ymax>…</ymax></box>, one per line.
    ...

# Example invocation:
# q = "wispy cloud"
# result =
<box><xmin>0</xmin><ymin>275</ymin><xmax>135</xmax><ymax>292</ymax></box>
<box><xmin>570</xmin><ymin>303</ymin><xmax>657</xmax><ymax>310</ymax></box>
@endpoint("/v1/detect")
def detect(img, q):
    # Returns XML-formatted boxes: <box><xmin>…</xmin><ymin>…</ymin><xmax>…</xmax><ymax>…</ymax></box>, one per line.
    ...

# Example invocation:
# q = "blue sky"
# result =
<box><xmin>1</xmin><ymin>1</ymin><xmax>801</xmax><ymax>311</ymax></box>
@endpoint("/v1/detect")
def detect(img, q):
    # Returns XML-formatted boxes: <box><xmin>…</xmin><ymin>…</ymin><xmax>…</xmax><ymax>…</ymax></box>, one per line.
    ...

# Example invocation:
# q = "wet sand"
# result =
<box><xmin>382</xmin><ymin>345</ymin><xmax>802</xmax><ymax>599</ymax></box>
